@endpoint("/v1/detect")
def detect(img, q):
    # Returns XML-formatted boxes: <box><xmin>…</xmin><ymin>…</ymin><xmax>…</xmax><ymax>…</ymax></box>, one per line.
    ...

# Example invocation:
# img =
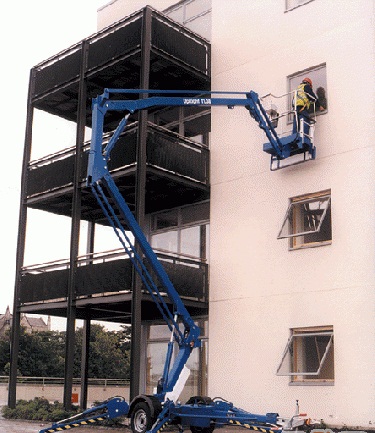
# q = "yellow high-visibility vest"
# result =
<box><xmin>295</xmin><ymin>83</ymin><xmax>311</xmax><ymax>109</ymax></box>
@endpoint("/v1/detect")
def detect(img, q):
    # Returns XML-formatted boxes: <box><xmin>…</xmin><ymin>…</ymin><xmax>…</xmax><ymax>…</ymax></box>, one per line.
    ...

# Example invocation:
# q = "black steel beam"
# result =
<box><xmin>80</xmin><ymin>221</ymin><xmax>95</xmax><ymax>409</ymax></box>
<box><xmin>8</xmin><ymin>68</ymin><xmax>36</xmax><ymax>408</ymax></box>
<box><xmin>64</xmin><ymin>40</ymin><xmax>89</xmax><ymax>409</ymax></box>
<box><xmin>80</xmin><ymin>318</ymin><xmax>91</xmax><ymax>409</ymax></box>
<box><xmin>130</xmin><ymin>5</ymin><xmax>152</xmax><ymax>400</ymax></box>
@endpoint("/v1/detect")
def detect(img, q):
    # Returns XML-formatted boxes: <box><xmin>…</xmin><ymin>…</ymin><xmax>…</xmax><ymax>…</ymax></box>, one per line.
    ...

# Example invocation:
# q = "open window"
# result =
<box><xmin>278</xmin><ymin>190</ymin><xmax>332</xmax><ymax>249</ymax></box>
<box><xmin>285</xmin><ymin>0</ymin><xmax>315</xmax><ymax>13</ymax></box>
<box><xmin>277</xmin><ymin>326</ymin><xmax>334</xmax><ymax>383</ymax></box>
<box><xmin>288</xmin><ymin>64</ymin><xmax>328</xmax><ymax>116</ymax></box>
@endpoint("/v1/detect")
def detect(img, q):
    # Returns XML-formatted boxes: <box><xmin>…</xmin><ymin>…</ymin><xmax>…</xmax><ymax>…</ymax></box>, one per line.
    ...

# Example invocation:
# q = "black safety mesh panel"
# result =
<box><xmin>88</xmin><ymin>19</ymin><xmax>142</xmax><ymax>70</ymax></box>
<box><xmin>34</xmin><ymin>47</ymin><xmax>82</xmax><ymax>97</ymax></box>
<box><xmin>20</xmin><ymin>255</ymin><xmax>207</xmax><ymax>305</ymax></box>
<box><xmin>27</xmin><ymin>123</ymin><xmax>207</xmax><ymax>197</ymax></box>
<box><xmin>151</xmin><ymin>17</ymin><xmax>208</xmax><ymax>74</ymax></box>
<box><xmin>20</xmin><ymin>259</ymin><xmax>133</xmax><ymax>305</ymax></box>
<box><xmin>107</xmin><ymin>129</ymin><xmax>137</xmax><ymax>172</ymax></box>
<box><xmin>20</xmin><ymin>268</ymin><xmax>68</xmax><ymax>304</ymax></box>
<box><xmin>146</xmin><ymin>258</ymin><xmax>208</xmax><ymax>302</ymax></box>
<box><xmin>27</xmin><ymin>156</ymin><xmax>75</xmax><ymax>197</ymax></box>
<box><xmin>76</xmin><ymin>259</ymin><xmax>133</xmax><ymax>296</ymax></box>
<box><xmin>163</xmin><ymin>261</ymin><xmax>207</xmax><ymax>301</ymax></box>
<box><xmin>27</xmin><ymin>128</ymin><xmax>138</xmax><ymax>197</ymax></box>
<box><xmin>27</xmin><ymin>150</ymin><xmax>91</xmax><ymax>197</ymax></box>
<box><xmin>147</xmin><ymin>127</ymin><xmax>209</xmax><ymax>184</ymax></box>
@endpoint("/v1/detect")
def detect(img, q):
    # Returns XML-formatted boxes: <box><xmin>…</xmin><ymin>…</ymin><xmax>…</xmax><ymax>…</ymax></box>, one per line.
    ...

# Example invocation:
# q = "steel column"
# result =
<box><xmin>80</xmin><ymin>221</ymin><xmax>95</xmax><ymax>409</ymax></box>
<box><xmin>130</xmin><ymin>6</ymin><xmax>152</xmax><ymax>400</ymax></box>
<box><xmin>8</xmin><ymin>68</ymin><xmax>36</xmax><ymax>408</ymax></box>
<box><xmin>80</xmin><ymin>318</ymin><xmax>91</xmax><ymax>409</ymax></box>
<box><xmin>64</xmin><ymin>40</ymin><xmax>89</xmax><ymax>409</ymax></box>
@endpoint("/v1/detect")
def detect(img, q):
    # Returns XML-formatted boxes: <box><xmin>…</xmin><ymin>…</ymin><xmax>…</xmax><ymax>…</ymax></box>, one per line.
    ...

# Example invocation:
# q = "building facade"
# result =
<box><xmin>207</xmin><ymin>0</ymin><xmax>375</xmax><ymax>428</ymax></box>
<box><xmin>11</xmin><ymin>0</ymin><xmax>375</xmax><ymax>428</ymax></box>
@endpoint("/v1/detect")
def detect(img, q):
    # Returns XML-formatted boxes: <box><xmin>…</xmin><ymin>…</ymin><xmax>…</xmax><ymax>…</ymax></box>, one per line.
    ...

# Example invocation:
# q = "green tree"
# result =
<box><xmin>0</xmin><ymin>335</ymin><xmax>10</xmax><ymax>375</ymax></box>
<box><xmin>74</xmin><ymin>324</ymin><xmax>131</xmax><ymax>379</ymax></box>
<box><xmin>0</xmin><ymin>324</ymin><xmax>131</xmax><ymax>379</ymax></box>
<box><xmin>18</xmin><ymin>329</ymin><xmax>65</xmax><ymax>377</ymax></box>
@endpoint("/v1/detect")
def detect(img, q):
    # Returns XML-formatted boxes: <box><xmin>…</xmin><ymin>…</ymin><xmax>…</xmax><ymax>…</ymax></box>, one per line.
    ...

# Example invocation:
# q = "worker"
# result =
<box><xmin>292</xmin><ymin>77</ymin><xmax>324</xmax><ymax>140</ymax></box>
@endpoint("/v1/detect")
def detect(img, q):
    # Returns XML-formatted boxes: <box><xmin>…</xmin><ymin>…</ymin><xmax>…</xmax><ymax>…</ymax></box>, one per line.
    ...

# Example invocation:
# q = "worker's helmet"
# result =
<box><xmin>302</xmin><ymin>77</ymin><xmax>312</xmax><ymax>86</ymax></box>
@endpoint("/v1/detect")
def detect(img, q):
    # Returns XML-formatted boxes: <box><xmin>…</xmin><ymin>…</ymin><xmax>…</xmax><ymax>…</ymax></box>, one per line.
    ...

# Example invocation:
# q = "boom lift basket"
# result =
<box><xmin>260</xmin><ymin>91</ymin><xmax>317</xmax><ymax>170</ymax></box>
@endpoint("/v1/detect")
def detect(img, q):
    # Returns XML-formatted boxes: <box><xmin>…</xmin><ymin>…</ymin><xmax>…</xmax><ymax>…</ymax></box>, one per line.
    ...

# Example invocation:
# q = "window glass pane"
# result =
<box><xmin>179</xmin><ymin>346</ymin><xmax>200</xmax><ymax>403</ymax></box>
<box><xmin>151</xmin><ymin>210</ymin><xmax>179</xmax><ymax>231</ymax></box>
<box><xmin>166</xmin><ymin>6</ymin><xmax>184</xmax><ymax>22</ymax></box>
<box><xmin>146</xmin><ymin>341</ymin><xmax>166</xmax><ymax>394</ymax></box>
<box><xmin>151</xmin><ymin>230</ymin><xmax>178</xmax><ymax>253</ymax></box>
<box><xmin>184</xmin><ymin>12</ymin><xmax>211</xmax><ymax>40</ymax></box>
<box><xmin>303</xmin><ymin>205</ymin><xmax>331</xmax><ymax>244</ymax></box>
<box><xmin>185</xmin><ymin>0</ymin><xmax>211</xmax><ymax>20</ymax></box>
<box><xmin>148</xmin><ymin>324</ymin><xmax>173</xmax><ymax>340</ymax></box>
<box><xmin>288</xmin><ymin>64</ymin><xmax>328</xmax><ymax>113</ymax></box>
<box><xmin>286</xmin><ymin>0</ymin><xmax>315</xmax><ymax>12</ymax></box>
<box><xmin>146</xmin><ymin>321</ymin><xmax>207</xmax><ymax>397</ymax></box>
<box><xmin>181</xmin><ymin>226</ymin><xmax>201</xmax><ymax>258</ymax></box>
<box><xmin>181</xmin><ymin>202</ymin><xmax>209</xmax><ymax>225</ymax></box>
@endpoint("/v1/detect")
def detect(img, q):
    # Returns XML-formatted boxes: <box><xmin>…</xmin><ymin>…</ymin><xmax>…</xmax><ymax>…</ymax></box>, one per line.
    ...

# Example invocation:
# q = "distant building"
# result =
<box><xmin>0</xmin><ymin>306</ymin><xmax>50</xmax><ymax>336</ymax></box>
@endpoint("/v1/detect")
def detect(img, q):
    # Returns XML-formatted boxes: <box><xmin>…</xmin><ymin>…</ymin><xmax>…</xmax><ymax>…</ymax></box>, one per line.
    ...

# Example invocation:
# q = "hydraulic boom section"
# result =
<box><xmin>87</xmin><ymin>87</ymin><xmax>314</xmax><ymax>400</ymax></box>
<box><xmin>86</xmin><ymin>88</ymin><xmax>283</xmax><ymax>396</ymax></box>
<box><xmin>39</xmin><ymin>88</ymin><xmax>318</xmax><ymax>433</ymax></box>
<box><xmin>89</xmin><ymin>88</ymin><xmax>315</xmax><ymax>174</ymax></box>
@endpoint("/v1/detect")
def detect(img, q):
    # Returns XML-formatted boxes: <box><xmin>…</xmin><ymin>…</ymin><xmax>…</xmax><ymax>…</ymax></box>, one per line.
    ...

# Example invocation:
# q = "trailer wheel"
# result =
<box><xmin>190</xmin><ymin>424</ymin><xmax>215</xmax><ymax>433</ymax></box>
<box><xmin>131</xmin><ymin>402</ymin><xmax>153</xmax><ymax>433</ymax></box>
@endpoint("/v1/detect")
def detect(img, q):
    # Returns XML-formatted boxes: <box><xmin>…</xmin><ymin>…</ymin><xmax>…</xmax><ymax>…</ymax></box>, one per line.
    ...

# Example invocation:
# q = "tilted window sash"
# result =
<box><xmin>276</xmin><ymin>331</ymin><xmax>333</xmax><ymax>376</ymax></box>
<box><xmin>277</xmin><ymin>195</ymin><xmax>331</xmax><ymax>239</ymax></box>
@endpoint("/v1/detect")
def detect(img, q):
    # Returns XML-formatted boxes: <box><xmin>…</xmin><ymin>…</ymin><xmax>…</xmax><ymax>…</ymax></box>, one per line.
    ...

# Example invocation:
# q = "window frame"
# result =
<box><xmin>287</xmin><ymin>63</ymin><xmax>328</xmax><ymax>122</ymax></box>
<box><xmin>285</xmin><ymin>0</ymin><xmax>315</xmax><ymax>13</ymax></box>
<box><xmin>276</xmin><ymin>326</ymin><xmax>334</xmax><ymax>384</ymax></box>
<box><xmin>278</xmin><ymin>190</ymin><xmax>332</xmax><ymax>249</ymax></box>
<box><xmin>150</xmin><ymin>202</ymin><xmax>210</xmax><ymax>261</ymax></box>
<box><xmin>146</xmin><ymin>318</ymin><xmax>208</xmax><ymax>397</ymax></box>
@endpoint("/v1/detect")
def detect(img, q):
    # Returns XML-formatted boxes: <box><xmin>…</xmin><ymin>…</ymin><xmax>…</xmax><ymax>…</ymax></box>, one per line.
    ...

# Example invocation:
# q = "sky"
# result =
<box><xmin>0</xmin><ymin>0</ymin><xmax>114</xmax><ymax>330</ymax></box>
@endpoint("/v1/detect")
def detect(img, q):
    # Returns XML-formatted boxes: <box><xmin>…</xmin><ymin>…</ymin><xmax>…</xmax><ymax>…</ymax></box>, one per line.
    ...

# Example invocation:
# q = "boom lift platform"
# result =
<box><xmin>260</xmin><ymin>90</ymin><xmax>317</xmax><ymax>170</ymax></box>
<box><xmin>39</xmin><ymin>89</ymin><xmax>317</xmax><ymax>433</ymax></box>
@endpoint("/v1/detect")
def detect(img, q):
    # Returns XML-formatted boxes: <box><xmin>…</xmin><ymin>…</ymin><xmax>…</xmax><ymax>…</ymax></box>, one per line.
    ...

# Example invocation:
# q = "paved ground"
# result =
<box><xmin>0</xmin><ymin>418</ymin><xmax>242</xmax><ymax>433</ymax></box>
<box><xmin>0</xmin><ymin>417</ymin><xmax>128</xmax><ymax>433</ymax></box>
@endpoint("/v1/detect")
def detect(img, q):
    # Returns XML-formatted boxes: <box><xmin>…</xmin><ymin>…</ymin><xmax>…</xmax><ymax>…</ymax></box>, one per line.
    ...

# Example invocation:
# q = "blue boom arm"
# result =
<box><xmin>39</xmin><ymin>88</ymin><xmax>312</xmax><ymax>433</ymax></box>
<box><xmin>87</xmin><ymin>88</ymin><xmax>298</xmax><ymax>399</ymax></box>
<box><xmin>90</xmin><ymin>88</ymin><xmax>287</xmax><ymax>169</ymax></box>
<box><xmin>87</xmin><ymin>88</ymin><xmax>288</xmax><ymax>397</ymax></box>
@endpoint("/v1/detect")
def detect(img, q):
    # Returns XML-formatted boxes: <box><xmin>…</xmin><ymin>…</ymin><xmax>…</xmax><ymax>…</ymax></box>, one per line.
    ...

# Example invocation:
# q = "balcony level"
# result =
<box><xmin>27</xmin><ymin>122</ymin><xmax>210</xmax><ymax>221</ymax></box>
<box><xmin>31</xmin><ymin>6</ymin><xmax>210</xmax><ymax>129</ymax></box>
<box><xmin>19</xmin><ymin>249</ymin><xmax>208</xmax><ymax>323</ymax></box>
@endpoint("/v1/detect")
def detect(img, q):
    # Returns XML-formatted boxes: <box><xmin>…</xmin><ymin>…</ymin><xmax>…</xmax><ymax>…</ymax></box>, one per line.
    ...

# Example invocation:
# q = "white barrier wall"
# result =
<box><xmin>0</xmin><ymin>383</ymin><xmax>130</xmax><ymax>407</ymax></box>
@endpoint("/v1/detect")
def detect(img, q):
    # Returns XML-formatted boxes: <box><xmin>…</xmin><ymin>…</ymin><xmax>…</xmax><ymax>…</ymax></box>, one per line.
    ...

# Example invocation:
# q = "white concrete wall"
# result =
<box><xmin>209</xmin><ymin>0</ymin><xmax>375</xmax><ymax>428</ymax></box>
<box><xmin>0</xmin><ymin>383</ymin><xmax>130</xmax><ymax>407</ymax></box>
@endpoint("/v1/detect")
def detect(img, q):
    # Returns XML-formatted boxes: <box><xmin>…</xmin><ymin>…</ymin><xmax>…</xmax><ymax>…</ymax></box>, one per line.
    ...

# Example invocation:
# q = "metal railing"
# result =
<box><xmin>0</xmin><ymin>376</ymin><xmax>129</xmax><ymax>387</ymax></box>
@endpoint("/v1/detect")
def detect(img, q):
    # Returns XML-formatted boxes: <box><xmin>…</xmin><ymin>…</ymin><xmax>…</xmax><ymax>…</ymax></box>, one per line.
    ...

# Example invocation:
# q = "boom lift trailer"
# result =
<box><xmin>39</xmin><ymin>89</ymin><xmax>316</xmax><ymax>433</ymax></box>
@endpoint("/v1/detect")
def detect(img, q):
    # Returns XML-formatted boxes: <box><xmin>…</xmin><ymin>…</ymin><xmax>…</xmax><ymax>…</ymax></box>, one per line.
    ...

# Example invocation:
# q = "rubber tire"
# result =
<box><xmin>190</xmin><ymin>425</ymin><xmax>215</xmax><ymax>433</ymax></box>
<box><xmin>130</xmin><ymin>402</ymin><xmax>153</xmax><ymax>433</ymax></box>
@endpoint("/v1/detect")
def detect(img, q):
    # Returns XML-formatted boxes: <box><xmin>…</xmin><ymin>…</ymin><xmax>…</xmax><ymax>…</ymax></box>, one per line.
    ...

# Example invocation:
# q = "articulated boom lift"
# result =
<box><xmin>39</xmin><ymin>89</ymin><xmax>316</xmax><ymax>433</ymax></box>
